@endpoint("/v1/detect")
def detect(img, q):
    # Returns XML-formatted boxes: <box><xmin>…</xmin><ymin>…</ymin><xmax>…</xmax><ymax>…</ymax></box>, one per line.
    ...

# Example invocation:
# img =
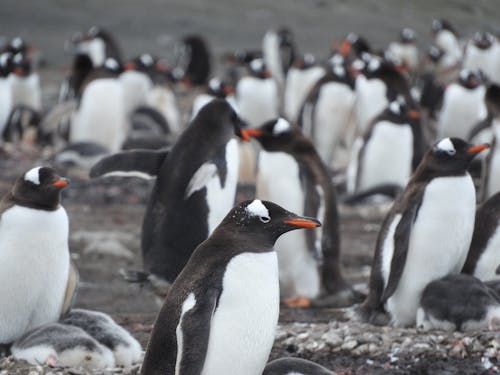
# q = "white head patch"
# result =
<box><xmin>368</xmin><ymin>58</ymin><xmax>381</xmax><ymax>72</ymax></box>
<box><xmin>24</xmin><ymin>167</ymin><xmax>41</xmax><ymax>185</ymax></box>
<box><xmin>250</xmin><ymin>58</ymin><xmax>264</xmax><ymax>72</ymax></box>
<box><xmin>208</xmin><ymin>77</ymin><xmax>221</xmax><ymax>91</ymax></box>
<box><xmin>273</xmin><ymin>118</ymin><xmax>291</xmax><ymax>135</ymax></box>
<box><xmin>333</xmin><ymin>65</ymin><xmax>345</xmax><ymax>77</ymax></box>
<box><xmin>0</xmin><ymin>53</ymin><xmax>10</xmax><ymax>67</ymax></box>
<box><xmin>11</xmin><ymin>37</ymin><xmax>22</xmax><ymax>49</ymax></box>
<box><xmin>436</xmin><ymin>138</ymin><xmax>455</xmax><ymax>153</ymax></box>
<box><xmin>389</xmin><ymin>101</ymin><xmax>401</xmax><ymax>115</ymax></box>
<box><xmin>246</xmin><ymin>200</ymin><xmax>270</xmax><ymax>220</ymax></box>
<box><xmin>140</xmin><ymin>54</ymin><xmax>154</xmax><ymax>66</ymax></box>
<box><xmin>104</xmin><ymin>58</ymin><xmax>119</xmax><ymax>70</ymax></box>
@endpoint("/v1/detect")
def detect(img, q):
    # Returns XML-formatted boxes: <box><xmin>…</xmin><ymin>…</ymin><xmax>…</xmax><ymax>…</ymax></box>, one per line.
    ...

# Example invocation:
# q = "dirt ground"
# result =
<box><xmin>2</xmin><ymin>1</ymin><xmax>500</xmax><ymax>373</ymax></box>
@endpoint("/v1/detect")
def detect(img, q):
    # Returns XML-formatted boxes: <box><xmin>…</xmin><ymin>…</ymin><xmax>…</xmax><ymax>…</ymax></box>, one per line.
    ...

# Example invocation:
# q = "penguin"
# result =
<box><xmin>248</xmin><ymin>118</ymin><xmax>362</xmax><ymax>307</ymax></box>
<box><xmin>431</xmin><ymin>19</ymin><xmax>462</xmax><ymax>74</ymax></box>
<box><xmin>416</xmin><ymin>274</ymin><xmax>500</xmax><ymax>332</ymax></box>
<box><xmin>346</xmin><ymin>99</ymin><xmax>424</xmax><ymax>197</ymax></box>
<box><xmin>120</xmin><ymin>54</ymin><xmax>155</xmax><ymax>117</ymax></box>
<box><xmin>387</xmin><ymin>28</ymin><xmax>419</xmax><ymax>75</ymax></box>
<box><xmin>418</xmin><ymin>46</ymin><xmax>445</xmax><ymax>122</ymax></box>
<box><xmin>191</xmin><ymin>77</ymin><xmax>237</xmax><ymax>119</ymax></box>
<box><xmin>284</xmin><ymin>54</ymin><xmax>326</xmax><ymax>123</ymax></box>
<box><xmin>236</xmin><ymin>58</ymin><xmax>279</xmax><ymax>127</ymax></box>
<box><xmin>437</xmin><ymin>69</ymin><xmax>487</xmax><ymax>140</ymax></box>
<box><xmin>332</xmin><ymin>32</ymin><xmax>372</xmax><ymax>59</ymax></box>
<box><xmin>300</xmin><ymin>55</ymin><xmax>356</xmax><ymax>167</ymax></box>
<box><xmin>262</xmin><ymin>27</ymin><xmax>296</xmax><ymax>88</ymax></box>
<box><xmin>70</xmin><ymin>26</ymin><xmax>122</xmax><ymax>67</ymax></box>
<box><xmin>8</xmin><ymin>51</ymin><xmax>42</xmax><ymax>112</ymax></box>
<box><xmin>173</xmin><ymin>34</ymin><xmax>211</xmax><ymax>86</ymax></box>
<box><xmin>0</xmin><ymin>167</ymin><xmax>78</xmax><ymax>344</ymax></box>
<box><xmin>359</xmin><ymin>138</ymin><xmax>489</xmax><ymax>327</ymax></box>
<box><xmin>0</xmin><ymin>51</ymin><xmax>13</xmax><ymax>136</ymax></box>
<box><xmin>263</xmin><ymin>357</ymin><xmax>334</xmax><ymax>375</ymax></box>
<box><xmin>11</xmin><ymin>323</ymin><xmax>115</xmax><ymax>369</ymax></box>
<box><xmin>90</xmin><ymin>99</ymin><xmax>246</xmax><ymax>291</ymax></box>
<box><xmin>463</xmin><ymin>31</ymin><xmax>500</xmax><ymax>84</ymax></box>
<box><xmin>5</xmin><ymin>37</ymin><xmax>34</xmax><ymax>56</ymax></box>
<box><xmin>62</xmin><ymin>308</ymin><xmax>142</xmax><ymax>369</ymax></box>
<box><xmin>140</xmin><ymin>199</ymin><xmax>321</xmax><ymax>375</ymax></box>
<box><xmin>462</xmin><ymin>191</ymin><xmax>500</xmax><ymax>282</ymax></box>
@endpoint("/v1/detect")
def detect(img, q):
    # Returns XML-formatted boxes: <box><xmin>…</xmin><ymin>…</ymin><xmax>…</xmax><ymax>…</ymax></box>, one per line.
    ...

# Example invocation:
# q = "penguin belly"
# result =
<box><xmin>201</xmin><ymin>251</ymin><xmax>279</xmax><ymax>375</ymax></box>
<box><xmin>9</xmin><ymin>74</ymin><xmax>42</xmax><ymax>111</ymax></box>
<box><xmin>438</xmin><ymin>85</ymin><xmax>487</xmax><ymax>139</ymax></box>
<box><xmin>385</xmin><ymin>175</ymin><xmax>476</xmax><ymax>326</ymax></box>
<box><xmin>284</xmin><ymin>67</ymin><xmax>325</xmax><ymax>123</ymax></box>
<box><xmin>262</xmin><ymin>31</ymin><xmax>284</xmax><ymax>86</ymax></box>
<box><xmin>70</xmin><ymin>79</ymin><xmax>128</xmax><ymax>152</ymax></box>
<box><xmin>146</xmin><ymin>86</ymin><xmax>182</xmax><ymax>133</ymax></box>
<box><xmin>236</xmin><ymin>77</ymin><xmax>279</xmax><ymax>127</ymax></box>
<box><xmin>0</xmin><ymin>78</ymin><xmax>13</xmax><ymax>135</ymax></box>
<box><xmin>474</xmin><ymin>226</ymin><xmax>500</xmax><ymax>281</ymax></box>
<box><xmin>357</xmin><ymin>122</ymin><xmax>413</xmax><ymax>191</ymax></box>
<box><xmin>0</xmin><ymin>206</ymin><xmax>69</xmax><ymax>343</ymax></box>
<box><xmin>256</xmin><ymin>151</ymin><xmax>320</xmax><ymax>298</ymax></box>
<box><xmin>120</xmin><ymin>70</ymin><xmax>152</xmax><ymax>115</ymax></box>
<box><xmin>355</xmin><ymin>77</ymin><xmax>388</xmax><ymax>133</ymax></box>
<box><xmin>312</xmin><ymin>82</ymin><xmax>356</xmax><ymax>166</ymax></box>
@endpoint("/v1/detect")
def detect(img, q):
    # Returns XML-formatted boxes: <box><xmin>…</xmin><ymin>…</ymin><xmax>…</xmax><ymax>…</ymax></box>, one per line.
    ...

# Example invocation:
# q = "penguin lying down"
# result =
<box><xmin>11</xmin><ymin>309</ymin><xmax>142</xmax><ymax>370</ymax></box>
<box><xmin>417</xmin><ymin>274</ymin><xmax>500</xmax><ymax>332</ymax></box>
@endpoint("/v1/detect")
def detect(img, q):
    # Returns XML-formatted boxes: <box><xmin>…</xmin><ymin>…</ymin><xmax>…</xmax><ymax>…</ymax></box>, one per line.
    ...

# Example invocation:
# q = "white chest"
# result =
<box><xmin>0</xmin><ymin>205</ymin><xmax>70</xmax><ymax>342</ymax></box>
<box><xmin>355</xmin><ymin>77</ymin><xmax>387</xmax><ymax>132</ymax></box>
<box><xmin>284</xmin><ymin>67</ymin><xmax>325</xmax><ymax>123</ymax></box>
<box><xmin>201</xmin><ymin>252</ymin><xmax>279</xmax><ymax>375</ymax></box>
<box><xmin>474</xmin><ymin>224</ymin><xmax>500</xmax><ymax>281</ymax></box>
<box><xmin>236</xmin><ymin>77</ymin><xmax>278</xmax><ymax>127</ymax></box>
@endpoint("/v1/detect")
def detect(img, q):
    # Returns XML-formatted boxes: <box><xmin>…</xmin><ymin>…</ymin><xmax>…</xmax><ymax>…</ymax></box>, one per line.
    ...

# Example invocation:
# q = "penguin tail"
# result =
<box><xmin>89</xmin><ymin>148</ymin><xmax>169</xmax><ymax>179</ymax></box>
<box><xmin>341</xmin><ymin>184</ymin><xmax>403</xmax><ymax>205</ymax></box>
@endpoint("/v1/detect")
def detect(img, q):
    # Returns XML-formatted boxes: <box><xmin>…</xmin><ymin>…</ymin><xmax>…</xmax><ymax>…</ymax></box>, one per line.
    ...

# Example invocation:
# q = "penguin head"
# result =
<box><xmin>248</xmin><ymin>58</ymin><xmax>271</xmax><ymax>78</ymax></box>
<box><xmin>458</xmin><ymin>69</ymin><xmax>483</xmax><ymax>89</ymax></box>
<box><xmin>386</xmin><ymin>98</ymin><xmax>420</xmax><ymax>122</ymax></box>
<box><xmin>400</xmin><ymin>28</ymin><xmax>417</xmax><ymax>44</ymax></box>
<box><xmin>293</xmin><ymin>53</ymin><xmax>316</xmax><ymax>70</ymax></box>
<box><xmin>422</xmin><ymin>138</ymin><xmax>489</xmax><ymax>175</ymax></box>
<box><xmin>123</xmin><ymin>54</ymin><xmax>156</xmax><ymax>73</ymax></box>
<box><xmin>11</xmin><ymin>52</ymin><xmax>32</xmax><ymax>77</ymax></box>
<box><xmin>473</xmin><ymin>31</ymin><xmax>495</xmax><ymax>50</ymax></box>
<box><xmin>207</xmin><ymin>77</ymin><xmax>233</xmax><ymax>97</ymax></box>
<box><xmin>336</xmin><ymin>32</ymin><xmax>371</xmax><ymax>58</ymax></box>
<box><xmin>11</xmin><ymin>167</ymin><xmax>70</xmax><ymax>210</ymax></box>
<box><xmin>427</xmin><ymin>45</ymin><xmax>445</xmax><ymax>63</ymax></box>
<box><xmin>6</xmin><ymin>36</ymin><xmax>33</xmax><ymax>55</ymax></box>
<box><xmin>218</xmin><ymin>199</ymin><xmax>321</xmax><ymax>247</ymax></box>
<box><xmin>103</xmin><ymin>58</ymin><xmax>122</xmax><ymax>74</ymax></box>
<box><xmin>195</xmin><ymin>99</ymin><xmax>247</xmax><ymax>140</ymax></box>
<box><xmin>431</xmin><ymin>19</ymin><xmax>456</xmax><ymax>36</ymax></box>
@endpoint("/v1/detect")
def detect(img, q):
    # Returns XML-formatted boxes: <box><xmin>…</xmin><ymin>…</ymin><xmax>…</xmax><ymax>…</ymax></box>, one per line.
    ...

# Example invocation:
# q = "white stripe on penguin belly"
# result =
<box><xmin>474</xmin><ymin>225</ymin><xmax>500</xmax><ymax>281</ymax></box>
<box><xmin>386</xmin><ymin>175</ymin><xmax>476</xmax><ymax>326</ymax></box>
<box><xmin>201</xmin><ymin>251</ymin><xmax>279</xmax><ymax>375</ymax></box>
<box><xmin>256</xmin><ymin>151</ymin><xmax>320</xmax><ymax>298</ymax></box>
<box><xmin>186</xmin><ymin>139</ymin><xmax>239</xmax><ymax>234</ymax></box>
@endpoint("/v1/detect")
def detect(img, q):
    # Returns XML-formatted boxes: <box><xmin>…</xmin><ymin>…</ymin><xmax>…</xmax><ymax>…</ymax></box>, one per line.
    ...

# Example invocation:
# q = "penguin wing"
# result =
<box><xmin>381</xmin><ymin>194</ymin><xmax>422</xmax><ymax>303</ymax></box>
<box><xmin>185</xmin><ymin>163</ymin><xmax>218</xmax><ymax>198</ymax></box>
<box><xmin>60</xmin><ymin>261</ymin><xmax>79</xmax><ymax>317</ymax></box>
<box><xmin>89</xmin><ymin>149</ymin><xmax>169</xmax><ymax>179</ymax></box>
<box><xmin>175</xmin><ymin>287</ymin><xmax>220</xmax><ymax>375</ymax></box>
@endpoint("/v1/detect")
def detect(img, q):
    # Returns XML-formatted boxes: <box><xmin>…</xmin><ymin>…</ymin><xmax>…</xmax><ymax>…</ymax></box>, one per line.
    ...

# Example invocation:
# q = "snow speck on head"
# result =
<box><xmin>273</xmin><ymin>118</ymin><xmax>291</xmax><ymax>135</ymax></box>
<box><xmin>436</xmin><ymin>138</ymin><xmax>455</xmax><ymax>153</ymax></box>
<box><xmin>24</xmin><ymin>167</ymin><xmax>41</xmax><ymax>185</ymax></box>
<box><xmin>246</xmin><ymin>200</ymin><xmax>270</xmax><ymax>219</ymax></box>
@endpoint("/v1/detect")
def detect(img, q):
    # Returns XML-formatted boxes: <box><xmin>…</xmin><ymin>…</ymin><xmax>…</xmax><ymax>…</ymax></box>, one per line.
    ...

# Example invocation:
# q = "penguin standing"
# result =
<box><xmin>283</xmin><ymin>54</ymin><xmax>325</xmax><ymax>124</ymax></box>
<box><xmin>8</xmin><ymin>51</ymin><xmax>41</xmax><ymax>112</ymax></box>
<box><xmin>262</xmin><ymin>27</ymin><xmax>296</xmax><ymax>88</ymax></box>
<box><xmin>463</xmin><ymin>191</ymin><xmax>500</xmax><ymax>282</ymax></box>
<box><xmin>463</xmin><ymin>31</ymin><xmax>500</xmax><ymax>84</ymax></box>
<box><xmin>300</xmin><ymin>56</ymin><xmax>356</xmax><ymax>167</ymax></box>
<box><xmin>346</xmin><ymin>99</ymin><xmax>423</xmax><ymax>196</ymax></box>
<box><xmin>0</xmin><ymin>167</ymin><xmax>78</xmax><ymax>344</ymax></box>
<box><xmin>387</xmin><ymin>28</ymin><xmax>419</xmax><ymax>75</ymax></box>
<box><xmin>140</xmin><ymin>199</ymin><xmax>321</xmax><ymax>375</ymax></box>
<box><xmin>359</xmin><ymin>138</ymin><xmax>488</xmax><ymax>326</ymax></box>
<box><xmin>431</xmin><ymin>19</ymin><xmax>462</xmax><ymax>78</ymax></box>
<box><xmin>264</xmin><ymin>357</ymin><xmax>334</xmax><ymax>375</ymax></box>
<box><xmin>0</xmin><ymin>51</ymin><xmax>13</xmax><ymax>136</ymax></box>
<box><xmin>416</xmin><ymin>274</ymin><xmax>500</xmax><ymax>332</ymax></box>
<box><xmin>191</xmin><ymin>77</ymin><xmax>236</xmax><ymax>119</ymax></box>
<box><xmin>173</xmin><ymin>34</ymin><xmax>211</xmax><ymax>86</ymax></box>
<box><xmin>90</xmin><ymin>100</ymin><xmax>246</xmax><ymax>291</ymax></box>
<box><xmin>249</xmin><ymin>118</ymin><xmax>362</xmax><ymax>307</ymax></box>
<box><xmin>437</xmin><ymin>69</ymin><xmax>487</xmax><ymax>140</ymax></box>
<box><xmin>70</xmin><ymin>26</ymin><xmax>122</xmax><ymax>68</ymax></box>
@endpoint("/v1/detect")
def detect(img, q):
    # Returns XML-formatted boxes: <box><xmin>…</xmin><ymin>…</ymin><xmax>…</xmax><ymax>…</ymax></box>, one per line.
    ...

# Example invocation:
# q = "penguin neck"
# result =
<box><xmin>5</xmin><ymin>190</ymin><xmax>62</xmax><ymax>212</ymax></box>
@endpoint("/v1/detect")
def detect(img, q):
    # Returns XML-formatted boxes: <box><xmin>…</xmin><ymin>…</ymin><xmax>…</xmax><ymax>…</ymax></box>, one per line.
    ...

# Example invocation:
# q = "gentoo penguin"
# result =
<box><xmin>5</xmin><ymin>37</ymin><xmax>34</xmax><ymax>55</ymax></box>
<box><xmin>70</xmin><ymin>26</ymin><xmax>122</xmax><ymax>67</ymax></box>
<box><xmin>0</xmin><ymin>51</ymin><xmax>13</xmax><ymax>136</ymax></box>
<box><xmin>481</xmin><ymin>88</ymin><xmax>500</xmax><ymax>199</ymax></box>
<box><xmin>236</xmin><ymin>58</ymin><xmax>279</xmax><ymax>127</ymax></box>
<box><xmin>463</xmin><ymin>31</ymin><xmax>500</xmax><ymax>84</ymax></box>
<box><xmin>11</xmin><ymin>323</ymin><xmax>115</xmax><ymax>369</ymax></box>
<box><xmin>140</xmin><ymin>199</ymin><xmax>321</xmax><ymax>375</ymax></box>
<box><xmin>8</xmin><ymin>51</ymin><xmax>41</xmax><ymax>112</ymax></box>
<box><xmin>191</xmin><ymin>77</ymin><xmax>237</xmax><ymax>119</ymax></box>
<box><xmin>173</xmin><ymin>34</ymin><xmax>211</xmax><ymax>85</ymax></box>
<box><xmin>120</xmin><ymin>54</ymin><xmax>155</xmax><ymax>116</ymax></box>
<box><xmin>346</xmin><ymin>99</ymin><xmax>424</xmax><ymax>196</ymax></box>
<box><xmin>249</xmin><ymin>118</ymin><xmax>362</xmax><ymax>307</ymax></box>
<box><xmin>463</xmin><ymin>191</ymin><xmax>500</xmax><ymax>281</ymax></box>
<box><xmin>437</xmin><ymin>69</ymin><xmax>487</xmax><ymax>139</ymax></box>
<box><xmin>262</xmin><ymin>27</ymin><xmax>296</xmax><ymax>88</ymax></box>
<box><xmin>0</xmin><ymin>167</ymin><xmax>78</xmax><ymax>344</ymax></box>
<box><xmin>387</xmin><ymin>28</ymin><xmax>419</xmax><ymax>75</ymax></box>
<box><xmin>332</xmin><ymin>32</ymin><xmax>371</xmax><ymax>59</ymax></box>
<box><xmin>359</xmin><ymin>138</ymin><xmax>489</xmax><ymax>327</ymax></box>
<box><xmin>431</xmin><ymin>19</ymin><xmax>462</xmax><ymax>75</ymax></box>
<box><xmin>284</xmin><ymin>54</ymin><xmax>325</xmax><ymax>123</ymax></box>
<box><xmin>90</xmin><ymin>99</ymin><xmax>246</xmax><ymax>291</ymax></box>
<box><xmin>263</xmin><ymin>357</ymin><xmax>334</xmax><ymax>375</ymax></box>
<box><xmin>300</xmin><ymin>55</ymin><xmax>356</xmax><ymax>166</ymax></box>
<box><xmin>62</xmin><ymin>308</ymin><xmax>142</xmax><ymax>368</ymax></box>
<box><xmin>416</xmin><ymin>274</ymin><xmax>500</xmax><ymax>332</ymax></box>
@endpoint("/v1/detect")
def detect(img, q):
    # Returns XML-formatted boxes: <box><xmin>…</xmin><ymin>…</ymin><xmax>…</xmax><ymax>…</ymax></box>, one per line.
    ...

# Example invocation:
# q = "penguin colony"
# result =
<box><xmin>1</xmin><ymin>18</ymin><xmax>500</xmax><ymax>374</ymax></box>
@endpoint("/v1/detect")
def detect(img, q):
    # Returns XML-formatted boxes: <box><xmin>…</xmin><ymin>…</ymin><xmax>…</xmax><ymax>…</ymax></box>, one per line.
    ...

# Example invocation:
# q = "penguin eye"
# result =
<box><xmin>259</xmin><ymin>216</ymin><xmax>270</xmax><ymax>223</ymax></box>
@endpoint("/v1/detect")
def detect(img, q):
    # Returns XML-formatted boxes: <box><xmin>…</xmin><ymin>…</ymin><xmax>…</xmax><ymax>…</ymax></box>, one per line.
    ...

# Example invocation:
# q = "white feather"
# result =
<box><xmin>355</xmin><ymin>76</ymin><xmax>388</xmax><ymax>133</ymax></box>
<box><xmin>236</xmin><ymin>76</ymin><xmax>279</xmax><ymax>127</ymax></box>
<box><xmin>262</xmin><ymin>31</ymin><xmax>284</xmax><ymax>85</ymax></box>
<box><xmin>8</xmin><ymin>73</ymin><xmax>41</xmax><ymax>111</ymax></box>
<box><xmin>120</xmin><ymin>70</ymin><xmax>152</xmax><ymax>115</ymax></box>
<box><xmin>146</xmin><ymin>86</ymin><xmax>182</xmax><ymax>133</ymax></box>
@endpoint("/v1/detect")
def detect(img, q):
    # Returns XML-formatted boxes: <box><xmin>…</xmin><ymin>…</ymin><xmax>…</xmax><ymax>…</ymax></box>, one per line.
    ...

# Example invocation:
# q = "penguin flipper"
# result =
<box><xmin>175</xmin><ymin>287</ymin><xmax>220</xmax><ymax>375</ymax></box>
<box><xmin>381</xmin><ymin>201</ymin><xmax>420</xmax><ymax>303</ymax></box>
<box><xmin>60</xmin><ymin>261</ymin><xmax>79</xmax><ymax>317</ymax></box>
<box><xmin>89</xmin><ymin>149</ymin><xmax>169</xmax><ymax>179</ymax></box>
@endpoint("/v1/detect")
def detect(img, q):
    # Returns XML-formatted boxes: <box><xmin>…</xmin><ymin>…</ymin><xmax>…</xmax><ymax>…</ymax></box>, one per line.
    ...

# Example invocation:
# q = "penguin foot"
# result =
<box><xmin>353</xmin><ymin>304</ymin><xmax>391</xmax><ymax>326</ymax></box>
<box><xmin>312</xmin><ymin>287</ymin><xmax>366</xmax><ymax>308</ymax></box>
<box><xmin>45</xmin><ymin>355</ymin><xmax>57</xmax><ymax>368</ymax></box>
<box><xmin>281</xmin><ymin>296</ymin><xmax>312</xmax><ymax>308</ymax></box>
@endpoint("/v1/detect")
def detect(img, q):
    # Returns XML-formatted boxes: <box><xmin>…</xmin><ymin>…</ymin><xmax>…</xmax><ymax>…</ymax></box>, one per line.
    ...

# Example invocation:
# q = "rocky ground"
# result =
<box><xmin>2</xmin><ymin>1</ymin><xmax>500</xmax><ymax>373</ymax></box>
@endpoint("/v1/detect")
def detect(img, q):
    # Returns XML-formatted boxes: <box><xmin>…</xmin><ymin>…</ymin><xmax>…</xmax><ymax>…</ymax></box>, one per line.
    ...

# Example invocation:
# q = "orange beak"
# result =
<box><xmin>467</xmin><ymin>144</ymin><xmax>490</xmax><ymax>154</ymax></box>
<box><xmin>240</xmin><ymin>128</ymin><xmax>262</xmax><ymax>141</ymax></box>
<box><xmin>284</xmin><ymin>217</ymin><xmax>321</xmax><ymax>229</ymax></box>
<box><xmin>339</xmin><ymin>40</ymin><xmax>352</xmax><ymax>56</ymax></box>
<box><xmin>407</xmin><ymin>110</ymin><xmax>420</xmax><ymax>120</ymax></box>
<box><xmin>13</xmin><ymin>67</ymin><xmax>23</xmax><ymax>76</ymax></box>
<box><xmin>52</xmin><ymin>178</ymin><xmax>69</xmax><ymax>188</ymax></box>
<box><xmin>223</xmin><ymin>85</ymin><xmax>234</xmax><ymax>95</ymax></box>
<box><xmin>123</xmin><ymin>62</ymin><xmax>136</xmax><ymax>71</ymax></box>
